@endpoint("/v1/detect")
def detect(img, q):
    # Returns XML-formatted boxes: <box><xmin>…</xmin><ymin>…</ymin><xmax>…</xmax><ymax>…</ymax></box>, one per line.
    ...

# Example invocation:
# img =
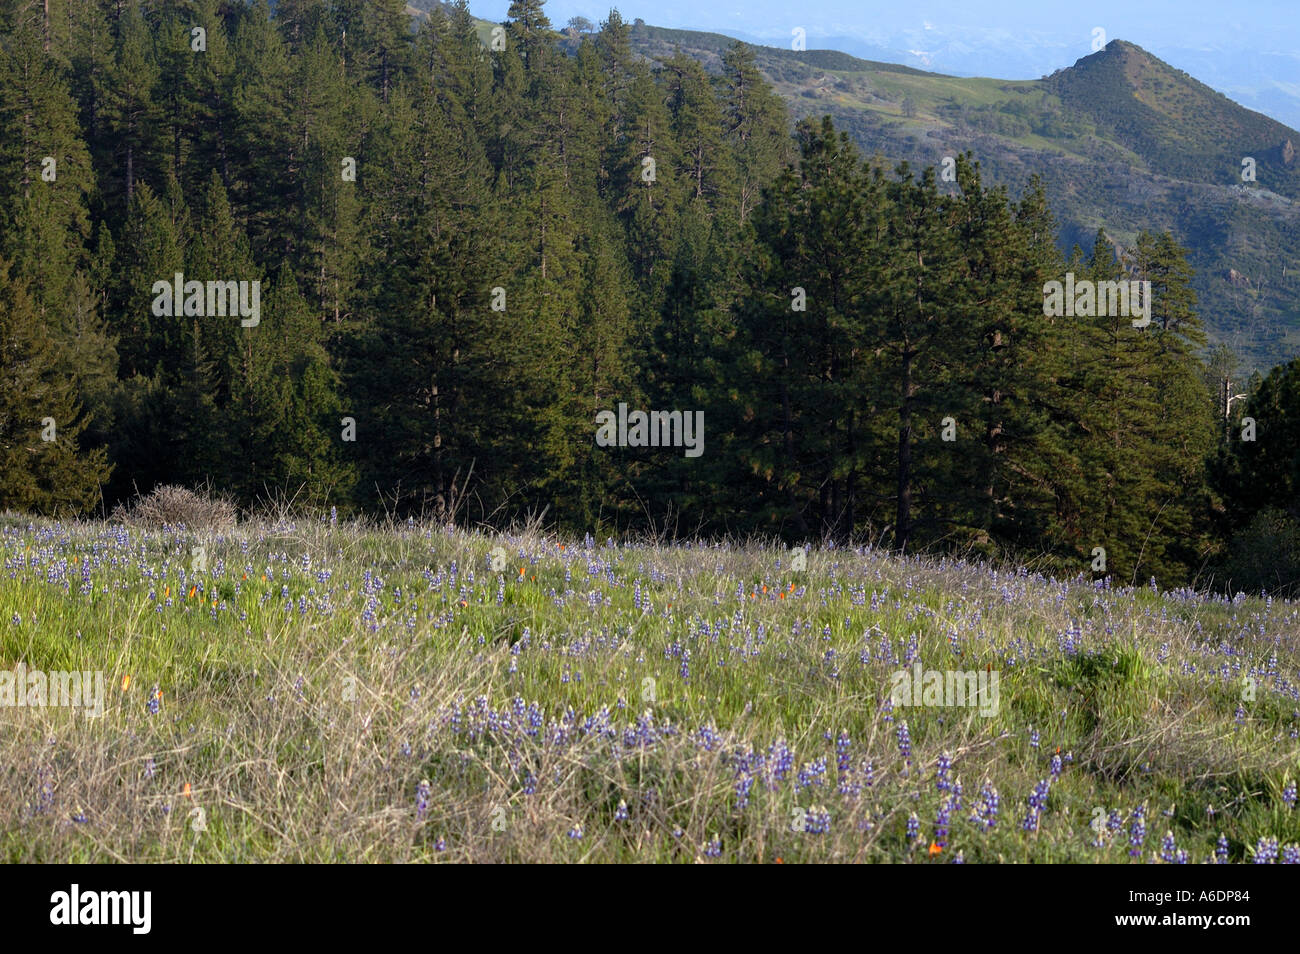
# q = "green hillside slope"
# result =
<box><xmin>624</xmin><ymin>29</ymin><xmax>1300</xmax><ymax>372</ymax></box>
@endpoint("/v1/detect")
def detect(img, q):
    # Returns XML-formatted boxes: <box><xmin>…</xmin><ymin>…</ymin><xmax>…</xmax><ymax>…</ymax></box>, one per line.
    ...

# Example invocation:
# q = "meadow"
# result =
<box><xmin>1</xmin><ymin>510</ymin><xmax>1297</xmax><ymax>863</ymax></box>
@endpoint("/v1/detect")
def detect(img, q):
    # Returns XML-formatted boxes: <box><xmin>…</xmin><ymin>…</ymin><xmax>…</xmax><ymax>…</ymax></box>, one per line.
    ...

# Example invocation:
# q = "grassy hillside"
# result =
<box><xmin>2</xmin><ymin>513</ymin><xmax>1296</xmax><ymax>862</ymax></box>
<box><xmin>626</xmin><ymin>29</ymin><xmax>1300</xmax><ymax>373</ymax></box>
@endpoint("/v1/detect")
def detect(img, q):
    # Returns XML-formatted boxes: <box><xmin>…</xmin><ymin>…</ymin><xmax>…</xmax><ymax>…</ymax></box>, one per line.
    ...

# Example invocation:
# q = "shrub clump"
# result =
<box><xmin>110</xmin><ymin>485</ymin><xmax>237</xmax><ymax>531</ymax></box>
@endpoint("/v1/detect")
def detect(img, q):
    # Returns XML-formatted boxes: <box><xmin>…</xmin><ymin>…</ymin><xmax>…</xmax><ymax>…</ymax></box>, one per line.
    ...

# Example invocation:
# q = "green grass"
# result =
<box><xmin>0</xmin><ymin>514</ymin><xmax>1297</xmax><ymax>862</ymax></box>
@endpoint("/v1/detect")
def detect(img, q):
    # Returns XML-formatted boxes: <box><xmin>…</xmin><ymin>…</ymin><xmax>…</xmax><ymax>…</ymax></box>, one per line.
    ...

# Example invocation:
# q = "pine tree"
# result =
<box><xmin>100</xmin><ymin>0</ymin><xmax>161</xmax><ymax>216</ymax></box>
<box><xmin>0</xmin><ymin>0</ymin><xmax>96</xmax><ymax>306</ymax></box>
<box><xmin>615</xmin><ymin>64</ymin><xmax>681</xmax><ymax>316</ymax></box>
<box><xmin>1130</xmin><ymin>230</ymin><xmax>1216</xmax><ymax>579</ymax></box>
<box><xmin>662</xmin><ymin>52</ymin><xmax>731</xmax><ymax>211</ymax></box>
<box><xmin>941</xmin><ymin>154</ymin><xmax>1053</xmax><ymax>549</ymax></box>
<box><xmin>728</xmin><ymin>117</ymin><xmax>882</xmax><ymax>538</ymax></box>
<box><xmin>109</xmin><ymin>180</ymin><xmax>183</xmax><ymax>378</ymax></box>
<box><xmin>274</xmin><ymin>0</ymin><xmax>329</xmax><ymax>51</ymax></box>
<box><xmin>1033</xmin><ymin>230</ymin><xmax>1214</xmax><ymax>583</ymax></box>
<box><xmin>64</xmin><ymin>0</ymin><xmax>116</xmax><ymax>152</ymax></box>
<box><xmin>720</xmin><ymin>42</ymin><xmax>792</xmax><ymax>226</ymax></box>
<box><xmin>225</xmin><ymin>263</ymin><xmax>353</xmax><ymax>505</ymax></box>
<box><xmin>0</xmin><ymin>258</ymin><xmax>111</xmax><ymax>514</ymax></box>
<box><xmin>349</xmin><ymin>79</ymin><xmax>513</xmax><ymax>516</ymax></box>
<box><xmin>877</xmin><ymin>160</ymin><xmax>966</xmax><ymax>551</ymax></box>
<box><xmin>228</xmin><ymin>0</ymin><xmax>293</xmax><ymax>263</ymax></box>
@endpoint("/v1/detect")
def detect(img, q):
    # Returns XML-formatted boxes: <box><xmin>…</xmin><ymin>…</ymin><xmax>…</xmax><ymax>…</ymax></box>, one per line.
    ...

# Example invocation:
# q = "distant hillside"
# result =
<box><xmin>629</xmin><ymin>22</ymin><xmax>936</xmax><ymax>77</ymax></box>
<box><xmin>620</xmin><ymin>29</ymin><xmax>1300</xmax><ymax>373</ymax></box>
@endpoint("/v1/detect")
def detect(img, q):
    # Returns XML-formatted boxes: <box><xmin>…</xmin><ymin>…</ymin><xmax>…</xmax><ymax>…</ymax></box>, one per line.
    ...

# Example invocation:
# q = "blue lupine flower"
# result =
<box><xmin>1160</xmin><ymin>831</ymin><xmax>1178</xmax><ymax>863</ymax></box>
<box><xmin>897</xmin><ymin>721</ymin><xmax>912</xmax><ymax>765</ymax></box>
<box><xmin>970</xmin><ymin>784</ymin><xmax>999</xmax><ymax>831</ymax></box>
<box><xmin>836</xmin><ymin>731</ymin><xmax>852</xmax><ymax>775</ymax></box>
<box><xmin>1022</xmin><ymin>779</ymin><xmax>1050</xmax><ymax>832</ymax></box>
<box><xmin>1252</xmin><ymin>837</ymin><xmax>1278</xmax><ymax>863</ymax></box>
<box><xmin>1128</xmin><ymin>805</ymin><xmax>1146</xmax><ymax>857</ymax></box>
<box><xmin>796</xmin><ymin>757</ymin><xmax>827</xmax><ymax>791</ymax></box>
<box><xmin>804</xmin><ymin>807</ymin><xmax>831</xmax><ymax>834</ymax></box>
<box><xmin>415</xmin><ymin>780</ymin><xmax>431</xmax><ymax>820</ymax></box>
<box><xmin>935</xmin><ymin>752</ymin><xmax>952</xmax><ymax>794</ymax></box>
<box><xmin>935</xmin><ymin>797</ymin><xmax>952</xmax><ymax>849</ymax></box>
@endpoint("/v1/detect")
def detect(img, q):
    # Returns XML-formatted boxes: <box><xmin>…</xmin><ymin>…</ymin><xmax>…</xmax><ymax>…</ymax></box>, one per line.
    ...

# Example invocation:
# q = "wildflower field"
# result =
<box><xmin>1</xmin><ymin>512</ymin><xmax>1298</xmax><ymax>864</ymax></box>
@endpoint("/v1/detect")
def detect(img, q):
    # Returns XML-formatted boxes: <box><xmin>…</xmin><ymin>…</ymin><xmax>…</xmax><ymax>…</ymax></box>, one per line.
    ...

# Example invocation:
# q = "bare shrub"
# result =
<box><xmin>110</xmin><ymin>484</ymin><xmax>237</xmax><ymax>531</ymax></box>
